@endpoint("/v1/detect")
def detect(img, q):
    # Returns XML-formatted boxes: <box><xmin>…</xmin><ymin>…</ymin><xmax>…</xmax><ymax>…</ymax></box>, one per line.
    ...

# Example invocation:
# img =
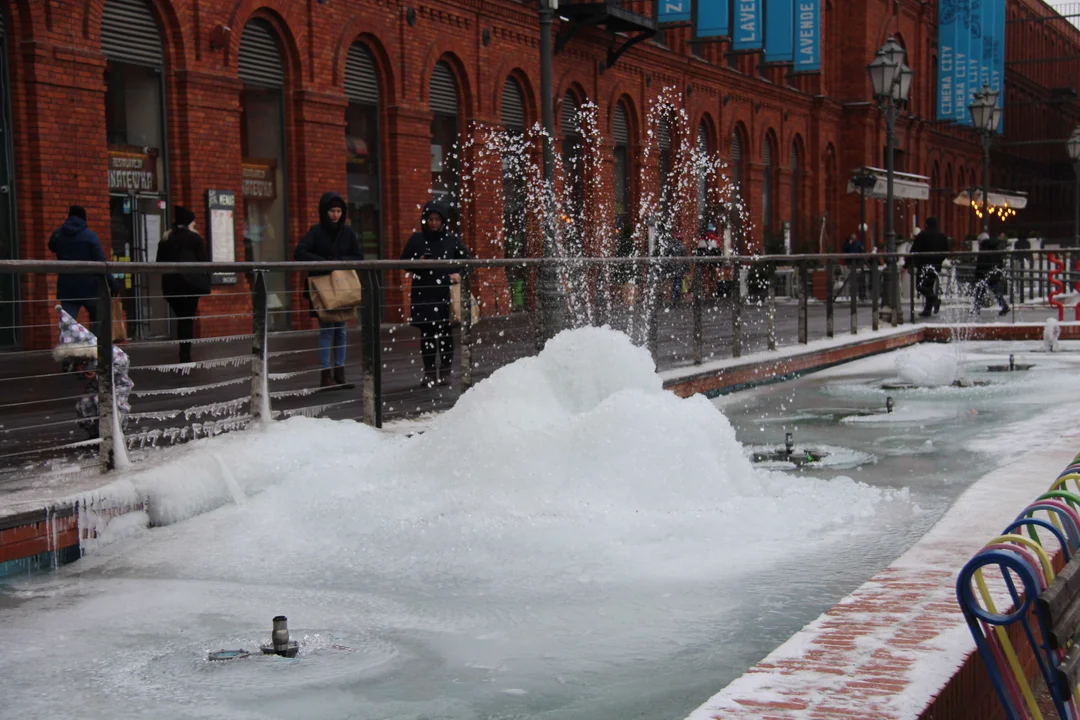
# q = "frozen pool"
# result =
<box><xmin>1</xmin><ymin>330</ymin><xmax>1078</xmax><ymax>720</ymax></box>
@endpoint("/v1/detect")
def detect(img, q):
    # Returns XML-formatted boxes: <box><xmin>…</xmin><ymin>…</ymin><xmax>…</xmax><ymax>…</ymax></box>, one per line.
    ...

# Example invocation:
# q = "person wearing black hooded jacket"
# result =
<box><xmin>400</xmin><ymin>201</ymin><xmax>471</xmax><ymax>388</ymax></box>
<box><xmin>294</xmin><ymin>191</ymin><xmax>364</xmax><ymax>389</ymax></box>
<box><xmin>48</xmin><ymin>206</ymin><xmax>119</xmax><ymax>334</ymax></box>
<box><xmin>155</xmin><ymin>206</ymin><xmax>210</xmax><ymax>363</ymax></box>
<box><xmin>910</xmin><ymin>216</ymin><xmax>950</xmax><ymax>317</ymax></box>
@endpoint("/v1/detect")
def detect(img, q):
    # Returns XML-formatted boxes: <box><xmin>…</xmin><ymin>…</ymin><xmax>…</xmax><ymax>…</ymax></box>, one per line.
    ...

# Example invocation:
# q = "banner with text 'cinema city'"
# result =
<box><xmin>937</xmin><ymin>0</ymin><xmax>1005</xmax><ymax>128</ymax></box>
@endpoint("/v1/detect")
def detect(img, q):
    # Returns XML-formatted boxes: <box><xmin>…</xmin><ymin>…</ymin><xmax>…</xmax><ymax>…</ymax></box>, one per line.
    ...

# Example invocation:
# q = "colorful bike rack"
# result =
<box><xmin>1048</xmin><ymin>253</ymin><xmax>1066</xmax><ymax>322</ymax></box>
<box><xmin>956</xmin><ymin>451</ymin><xmax>1080</xmax><ymax>720</ymax></box>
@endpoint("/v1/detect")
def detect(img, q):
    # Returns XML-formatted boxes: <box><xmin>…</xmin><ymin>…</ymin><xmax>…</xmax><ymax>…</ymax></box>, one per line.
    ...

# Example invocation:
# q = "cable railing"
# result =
<box><xmin>0</xmin><ymin>249</ymin><xmax>1069</xmax><ymax>477</ymax></box>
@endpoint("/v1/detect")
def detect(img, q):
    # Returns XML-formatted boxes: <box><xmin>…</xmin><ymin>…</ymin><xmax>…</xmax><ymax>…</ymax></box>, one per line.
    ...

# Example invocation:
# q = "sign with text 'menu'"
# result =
<box><xmin>937</xmin><ymin>0</ymin><xmax>1005</xmax><ymax>128</ymax></box>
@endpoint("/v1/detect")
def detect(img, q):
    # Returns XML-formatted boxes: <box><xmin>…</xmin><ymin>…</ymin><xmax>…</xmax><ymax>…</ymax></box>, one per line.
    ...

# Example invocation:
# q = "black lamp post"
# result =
<box><xmin>537</xmin><ymin>0</ymin><xmax>564</xmax><ymax>341</ymax></box>
<box><xmin>969</xmin><ymin>84</ymin><xmax>1001</xmax><ymax>237</ymax></box>
<box><xmin>1068</xmin><ymin>124</ymin><xmax>1080</xmax><ymax>247</ymax></box>
<box><xmin>867</xmin><ymin>36</ymin><xmax>912</xmax><ymax>326</ymax></box>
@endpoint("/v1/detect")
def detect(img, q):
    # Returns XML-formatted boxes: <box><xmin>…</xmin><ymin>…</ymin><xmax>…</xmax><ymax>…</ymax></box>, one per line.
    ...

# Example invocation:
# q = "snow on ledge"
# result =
<box><xmin>686</xmin><ymin>425</ymin><xmax>1080</xmax><ymax>720</ymax></box>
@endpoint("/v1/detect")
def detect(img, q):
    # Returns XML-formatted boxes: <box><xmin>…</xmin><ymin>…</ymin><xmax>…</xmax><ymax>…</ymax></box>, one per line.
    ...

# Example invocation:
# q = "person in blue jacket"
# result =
<box><xmin>48</xmin><ymin>206</ymin><xmax>119</xmax><ymax>333</ymax></box>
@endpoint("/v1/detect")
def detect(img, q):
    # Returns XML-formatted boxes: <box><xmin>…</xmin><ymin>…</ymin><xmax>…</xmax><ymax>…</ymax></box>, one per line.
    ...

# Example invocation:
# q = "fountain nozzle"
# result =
<box><xmin>1009</xmin><ymin>354</ymin><xmax>1015</xmax><ymax>371</ymax></box>
<box><xmin>784</xmin><ymin>432</ymin><xmax>794</xmax><ymax>456</ymax></box>
<box><xmin>260</xmin><ymin>615</ymin><xmax>300</xmax><ymax>658</ymax></box>
<box><xmin>886</xmin><ymin>396</ymin><xmax>895</xmax><ymax>413</ymax></box>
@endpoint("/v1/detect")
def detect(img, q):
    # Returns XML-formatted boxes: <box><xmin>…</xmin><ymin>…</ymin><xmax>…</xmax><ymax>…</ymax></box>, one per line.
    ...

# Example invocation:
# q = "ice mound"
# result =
<box><xmin>85</xmin><ymin>327</ymin><xmax>904</xmax><ymax>590</ymax></box>
<box><xmin>1045</xmin><ymin>318</ymin><xmax>1062</xmax><ymax>352</ymax></box>
<box><xmin>894</xmin><ymin>344</ymin><xmax>963</xmax><ymax>387</ymax></box>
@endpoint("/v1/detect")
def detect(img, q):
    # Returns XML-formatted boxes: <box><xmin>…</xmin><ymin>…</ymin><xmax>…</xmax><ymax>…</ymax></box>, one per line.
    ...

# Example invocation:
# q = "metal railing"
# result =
<box><xmin>0</xmin><ymin>250</ymin><xmax>1068</xmax><ymax>476</ymax></box>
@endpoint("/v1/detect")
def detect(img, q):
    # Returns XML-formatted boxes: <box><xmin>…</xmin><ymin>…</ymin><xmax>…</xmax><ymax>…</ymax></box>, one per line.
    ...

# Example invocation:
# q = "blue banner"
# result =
<box><xmin>765</xmin><ymin>0</ymin><xmax>794</xmax><ymax>63</ymax></box>
<box><xmin>660</xmin><ymin>0</ymin><xmax>691</xmax><ymax>24</ymax></box>
<box><xmin>937</xmin><ymin>2</ymin><xmax>956</xmax><ymax>120</ymax></box>
<box><xmin>953</xmin><ymin>1</ymin><xmax>971</xmax><ymax>125</ymax></box>
<box><xmin>793</xmin><ymin>0</ymin><xmax>820</xmax><ymax>73</ymax></box>
<box><xmin>695</xmin><ymin>0</ymin><xmax>730</xmax><ymax>38</ymax></box>
<box><xmin>733</xmin><ymin>0</ymin><xmax>763</xmax><ymax>51</ymax></box>
<box><xmin>987</xmin><ymin>0</ymin><xmax>1005</xmax><ymax>132</ymax></box>
<box><xmin>967</xmin><ymin>0</ymin><xmax>983</xmax><ymax>126</ymax></box>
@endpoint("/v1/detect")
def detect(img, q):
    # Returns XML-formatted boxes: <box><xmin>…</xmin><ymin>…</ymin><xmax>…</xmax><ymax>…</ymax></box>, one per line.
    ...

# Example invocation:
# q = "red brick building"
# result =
<box><xmin>0</xmin><ymin>0</ymin><xmax>1077</xmax><ymax>348</ymax></box>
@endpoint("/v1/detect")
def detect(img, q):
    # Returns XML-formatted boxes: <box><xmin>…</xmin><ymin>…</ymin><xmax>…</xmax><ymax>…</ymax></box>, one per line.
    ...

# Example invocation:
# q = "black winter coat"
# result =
<box><xmin>295</xmin><ymin>191</ymin><xmax>364</xmax><ymax>318</ymax></box>
<box><xmin>48</xmin><ymin>217</ymin><xmax>119</xmax><ymax>300</ymax></box>
<box><xmin>975</xmin><ymin>236</ymin><xmax>1009</xmax><ymax>280</ymax></box>
<box><xmin>156</xmin><ymin>226</ymin><xmax>211</xmax><ymax>298</ymax></box>
<box><xmin>910</xmin><ymin>228</ymin><xmax>950</xmax><ymax>269</ymax></box>
<box><xmin>401</xmin><ymin>201</ymin><xmax>471</xmax><ymax>327</ymax></box>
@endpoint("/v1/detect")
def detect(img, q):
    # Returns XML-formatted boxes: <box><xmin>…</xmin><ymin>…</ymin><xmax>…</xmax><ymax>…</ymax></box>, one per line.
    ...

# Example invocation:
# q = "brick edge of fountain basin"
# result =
<box><xmin>686</xmin><ymin>430</ymin><xmax>1080</xmax><ymax>720</ymax></box>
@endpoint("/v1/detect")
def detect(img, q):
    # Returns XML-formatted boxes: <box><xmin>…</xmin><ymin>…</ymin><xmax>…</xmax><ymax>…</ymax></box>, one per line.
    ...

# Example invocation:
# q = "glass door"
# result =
<box><xmin>109</xmin><ymin>192</ymin><xmax>168</xmax><ymax>339</ymax></box>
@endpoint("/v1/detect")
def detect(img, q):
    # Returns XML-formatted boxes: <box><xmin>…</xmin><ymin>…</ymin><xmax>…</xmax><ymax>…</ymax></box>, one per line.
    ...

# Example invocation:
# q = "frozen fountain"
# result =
<box><xmin>987</xmin><ymin>353</ymin><xmax>1034</xmax><ymax>372</ymax></box>
<box><xmin>458</xmin><ymin>86</ymin><xmax>748</xmax><ymax>340</ymax></box>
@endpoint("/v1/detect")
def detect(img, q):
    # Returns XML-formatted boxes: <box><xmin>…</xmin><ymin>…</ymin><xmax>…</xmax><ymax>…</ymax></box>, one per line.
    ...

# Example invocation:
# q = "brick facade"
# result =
<box><xmin>1</xmin><ymin>0</ymin><xmax>1077</xmax><ymax>348</ymax></box>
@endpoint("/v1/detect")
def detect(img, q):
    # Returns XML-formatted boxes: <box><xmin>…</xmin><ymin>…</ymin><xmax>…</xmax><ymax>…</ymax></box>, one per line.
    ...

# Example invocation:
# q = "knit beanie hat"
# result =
<box><xmin>174</xmin><ymin>206</ymin><xmax>196</xmax><ymax>228</ymax></box>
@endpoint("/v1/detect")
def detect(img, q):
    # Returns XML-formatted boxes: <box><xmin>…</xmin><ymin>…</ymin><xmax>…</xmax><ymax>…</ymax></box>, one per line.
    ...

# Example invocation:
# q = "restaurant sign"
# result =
<box><xmin>242</xmin><ymin>161</ymin><xmax>277</xmax><ymax>200</ymax></box>
<box><xmin>108</xmin><ymin>150</ymin><xmax>158</xmax><ymax>193</ymax></box>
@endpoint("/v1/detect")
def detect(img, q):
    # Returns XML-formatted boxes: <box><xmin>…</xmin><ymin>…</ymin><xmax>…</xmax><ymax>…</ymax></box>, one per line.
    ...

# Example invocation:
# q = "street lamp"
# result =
<box><xmin>867</xmin><ymin>36</ymin><xmax>912</xmax><ymax>326</ymax></box>
<box><xmin>537</xmin><ymin>0</ymin><xmax>563</xmax><ymax>341</ymax></box>
<box><xmin>969</xmin><ymin>84</ymin><xmax>1001</xmax><ymax>236</ymax></box>
<box><xmin>1067</xmin><ymin>124</ymin><xmax>1080</xmax><ymax>246</ymax></box>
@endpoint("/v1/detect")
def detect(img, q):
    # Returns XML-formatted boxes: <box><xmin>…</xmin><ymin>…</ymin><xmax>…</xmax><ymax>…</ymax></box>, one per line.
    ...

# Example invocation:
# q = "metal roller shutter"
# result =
<box><xmin>763</xmin><ymin>138</ymin><xmax>772</xmax><ymax>167</ymax></box>
<box><xmin>698</xmin><ymin>122</ymin><xmax>709</xmax><ymax>152</ymax></box>
<box><xmin>791</xmin><ymin>142</ymin><xmax>798</xmax><ymax>171</ymax></box>
<box><xmin>238</xmin><ymin>19</ymin><xmax>284</xmax><ymax>88</ymax></box>
<box><xmin>501</xmin><ymin>78</ymin><xmax>525</xmax><ymax>129</ymax></box>
<box><xmin>430</xmin><ymin>62</ymin><xmax>458</xmax><ymax>116</ymax></box>
<box><xmin>344</xmin><ymin>43</ymin><xmax>379</xmax><ymax>105</ymax></box>
<box><xmin>731</xmin><ymin>132</ymin><xmax>742</xmax><ymax>162</ymax></box>
<box><xmin>561</xmin><ymin>92</ymin><xmax>579</xmax><ymax>136</ymax></box>
<box><xmin>102</xmin><ymin>0</ymin><xmax>164</xmax><ymax>67</ymax></box>
<box><xmin>659</xmin><ymin>115</ymin><xmax>671</xmax><ymax>151</ymax></box>
<box><xmin>613</xmin><ymin>104</ymin><xmax>629</xmax><ymax>145</ymax></box>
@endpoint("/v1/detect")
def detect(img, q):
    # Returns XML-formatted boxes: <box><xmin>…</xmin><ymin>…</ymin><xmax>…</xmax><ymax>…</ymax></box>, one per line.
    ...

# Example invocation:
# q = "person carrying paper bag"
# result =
<box><xmin>295</xmin><ymin>191</ymin><xmax>364</xmax><ymax>389</ymax></box>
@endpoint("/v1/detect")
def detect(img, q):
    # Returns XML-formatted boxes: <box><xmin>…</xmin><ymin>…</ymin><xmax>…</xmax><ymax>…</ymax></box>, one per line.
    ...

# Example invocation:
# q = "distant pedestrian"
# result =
<box><xmin>842</xmin><ymin>233</ymin><xmax>866</xmax><ymax>299</ymax></box>
<box><xmin>401</xmin><ymin>201</ymin><xmax>471</xmax><ymax>389</ymax></box>
<box><xmin>910</xmin><ymin>217</ymin><xmax>950</xmax><ymax>317</ymax></box>
<box><xmin>972</xmin><ymin>231</ymin><xmax>1010</xmax><ymax>316</ymax></box>
<box><xmin>156</xmin><ymin>206</ymin><xmax>210</xmax><ymax>364</ymax></box>
<box><xmin>295</xmin><ymin>191</ymin><xmax>364</xmax><ymax>389</ymax></box>
<box><xmin>48</xmin><ymin>205</ymin><xmax>118</xmax><ymax>333</ymax></box>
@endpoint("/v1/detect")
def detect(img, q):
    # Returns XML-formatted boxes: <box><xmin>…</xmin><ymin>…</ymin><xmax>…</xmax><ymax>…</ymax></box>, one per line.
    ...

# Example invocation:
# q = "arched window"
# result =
<box><xmin>501</xmin><ymin>76</ymin><xmax>528</xmax><ymax>309</ymax></box>
<box><xmin>344</xmin><ymin>43</ymin><xmax>381</xmax><ymax>259</ymax></box>
<box><xmin>103</xmin><ymin>0</ymin><xmax>169</xmax><ymax>338</ymax></box>
<box><xmin>731</xmin><ymin>127</ymin><xmax>745</xmax><ymax>199</ymax></box>
<box><xmin>560</xmin><ymin>91</ymin><xmax>584</xmax><ymax>219</ymax></box>
<box><xmin>430</xmin><ymin>61</ymin><xmax>461</xmax><ymax>225</ymax></box>
<box><xmin>613</xmin><ymin>102</ymin><xmax>631</xmax><ymax>234</ymax></box>
<box><xmin>239</xmin><ymin>18</ymin><xmax>289</xmax><ymax>327</ymax></box>
<box><xmin>697</xmin><ymin>120</ymin><xmax>710</xmax><ymax>231</ymax></box>
<box><xmin>762</xmin><ymin>134</ymin><xmax>775</xmax><ymax>234</ymax></box>
<box><xmin>790</xmin><ymin>139</ymin><xmax>801</xmax><ymax>252</ymax></box>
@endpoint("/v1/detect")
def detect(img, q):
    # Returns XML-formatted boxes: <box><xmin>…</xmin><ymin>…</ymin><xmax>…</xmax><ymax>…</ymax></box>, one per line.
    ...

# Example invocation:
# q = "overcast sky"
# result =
<box><xmin>1048</xmin><ymin>1</ymin><xmax>1080</xmax><ymax>28</ymax></box>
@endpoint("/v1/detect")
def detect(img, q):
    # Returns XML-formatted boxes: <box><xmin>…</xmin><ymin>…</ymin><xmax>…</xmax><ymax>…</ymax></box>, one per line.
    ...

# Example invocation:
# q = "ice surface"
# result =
<box><xmin>0</xmin><ymin>327</ymin><xmax>906</xmax><ymax>719</ymax></box>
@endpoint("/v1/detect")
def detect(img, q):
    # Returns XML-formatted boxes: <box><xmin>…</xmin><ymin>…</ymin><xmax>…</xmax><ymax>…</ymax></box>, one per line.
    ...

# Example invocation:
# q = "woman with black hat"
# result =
<box><xmin>156</xmin><ymin>206</ymin><xmax>211</xmax><ymax>363</ymax></box>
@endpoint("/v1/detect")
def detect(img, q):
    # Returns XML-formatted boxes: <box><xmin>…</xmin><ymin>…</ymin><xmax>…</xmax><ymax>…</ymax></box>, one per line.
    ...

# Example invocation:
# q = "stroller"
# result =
<box><xmin>52</xmin><ymin>307</ymin><xmax>134</xmax><ymax>439</ymax></box>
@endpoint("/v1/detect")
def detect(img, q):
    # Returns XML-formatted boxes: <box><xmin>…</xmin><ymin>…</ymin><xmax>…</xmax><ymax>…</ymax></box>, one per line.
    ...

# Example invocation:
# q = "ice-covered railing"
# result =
<box><xmin>0</xmin><ymin>250</ymin><xmax>1065</xmax><ymax>476</ymax></box>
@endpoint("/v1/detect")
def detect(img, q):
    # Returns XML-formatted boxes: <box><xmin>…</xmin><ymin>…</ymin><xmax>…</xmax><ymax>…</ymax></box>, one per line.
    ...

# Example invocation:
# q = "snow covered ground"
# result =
<box><xmin>0</xmin><ymin>328</ymin><xmax>1078</xmax><ymax>719</ymax></box>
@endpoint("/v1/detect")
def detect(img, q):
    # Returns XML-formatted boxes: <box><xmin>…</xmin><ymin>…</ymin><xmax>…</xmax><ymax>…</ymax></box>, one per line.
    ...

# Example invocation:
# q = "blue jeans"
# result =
<box><xmin>61</xmin><ymin>299</ymin><xmax>99</xmax><ymax>334</ymax></box>
<box><xmin>318</xmin><ymin>320</ymin><xmax>346</xmax><ymax>369</ymax></box>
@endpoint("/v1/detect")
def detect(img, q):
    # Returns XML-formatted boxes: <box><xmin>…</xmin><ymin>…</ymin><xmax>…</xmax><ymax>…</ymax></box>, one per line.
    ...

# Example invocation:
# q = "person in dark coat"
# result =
<box><xmin>400</xmin><ymin>201</ymin><xmax>471</xmax><ymax>388</ymax></box>
<box><xmin>48</xmin><ymin>206</ymin><xmax>119</xmax><ymax>334</ymax></box>
<box><xmin>972</xmin><ymin>231</ymin><xmax>1010</xmax><ymax>316</ymax></box>
<box><xmin>910</xmin><ymin>216</ymin><xmax>950</xmax><ymax>317</ymax></box>
<box><xmin>842</xmin><ymin>233</ymin><xmax>866</xmax><ymax>300</ymax></box>
<box><xmin>156</xmin><ymin>206</ymin><xmax>210</xmax><ymax>363</ymax></box>
<box><xmin>294</xmin><ymin>191</ymin><xmax>363</xmax><ymax>389</ymax></box>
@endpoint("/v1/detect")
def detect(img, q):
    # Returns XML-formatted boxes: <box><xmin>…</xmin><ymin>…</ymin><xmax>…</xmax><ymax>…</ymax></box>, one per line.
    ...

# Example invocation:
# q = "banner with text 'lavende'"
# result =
<box><xmin>695</xmin><ymin>0</ymin><xmax>731</xmax><ymax>39</ymax></box>
<box><xmin>733</xmin><ymin>0</ymin><xmax>763</xmax><ymax>51</ymax></box>
<box><xmin>660</xmin><ymin>0</ymin><xmax>692</xmax><ymax>24</ymax></box>
<box><xmin>765</xmin><ymin>0</ymin><xmax>795</xmax><ymax>63</ymax></box>
<box><xmin>793</xmin><ymin>0</ymin><xmax>820</xmax><ymax>72</ymax></box>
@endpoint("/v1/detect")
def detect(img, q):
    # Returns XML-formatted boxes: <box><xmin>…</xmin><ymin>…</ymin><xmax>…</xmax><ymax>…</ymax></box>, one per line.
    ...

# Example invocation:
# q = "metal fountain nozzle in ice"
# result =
<box><xmin>886</xmin><ymin>396</ymin><xmax>895</xmax><ymax>414</ymax></box>
<box><xmin>272</xmin><ymin>616</ymin><xmax>289</xmax><ymax>650</ymax></box>
<box><xmin>260</xmin><ymin>615</ymin><xmax>299</xmax><ymax>658</ymax></box>
<box><xmin>784</xmin><ymin>432</ymin><xmax>794</xmax><ymax>456</ymax></box>
<box><xmin>1009</xmin><ymin>354</ymin><xmax>1015</xmax><ymax>371</ymax></box>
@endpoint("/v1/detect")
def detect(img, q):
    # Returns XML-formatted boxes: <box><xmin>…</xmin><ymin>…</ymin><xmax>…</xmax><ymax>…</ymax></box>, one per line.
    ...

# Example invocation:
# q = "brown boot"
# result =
<box><xmin>320</xmin><ymin>368</ymin><xmax>335</xmax><ymax>389</ymax></box>
<box><xmin>333</xmin><ymin>366</ymin><xmax>355</xmax><ymax>390</ymax></box>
